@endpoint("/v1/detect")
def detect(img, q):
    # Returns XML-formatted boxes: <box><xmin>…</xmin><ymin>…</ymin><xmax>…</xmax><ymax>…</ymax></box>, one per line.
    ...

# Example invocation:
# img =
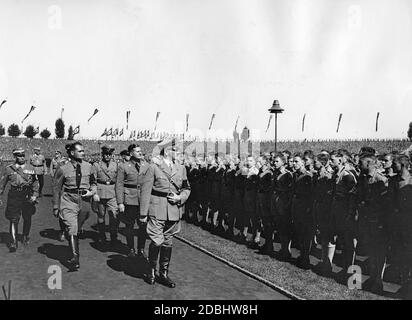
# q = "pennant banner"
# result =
<box><xmin>73</xmin><ymin>125</ymin><xmax>80</xmax><ymax>135</ymax></box>
<box><xmin>0</xmin><ymin>98</ymin><xmax>7</xmax><ymax>110</ymax></box>
<box><xmin>265</xmin><ymin>114</ymin><xmax>273</xmax><ymax>133</ymax></box>
<box><xmin>101</xmin><ymin>128</ymin><xmax>108</xmax><ymax>137</ymax></box>
<box><xmin>154</xmin><ymin>112</ymin><xmax>160</xmax><ymax>131</ymax></box>
<box><xmin>21</xmin><ymin>105</ymin><xmax>36</xmax><ymax>123</ymax></box>
<box><xmin>126</xmin><ymin>111</ymin><xmax>130</xmax><ymax>130</ymax></box>
<box><xmin>302</xmin><ymin>113</ymin><xmax>306</xmax><ymax>132</ymax></box>
<box><xmin>87</xmin><ymin>108</ymin><xmax>99</xmax><ymax>122</ymax></box>
<box><xmin>208</xmin><ymin>113</ymin><xmax>216</xmax><ymax>130</ymax></box>
<box><xmin>336</xmin><ymin>113</ymin><xmax>343</xmax><ymax>133</ymax></box>
<box><xmin>186</xmin><ymin>113</ymin><xmax>189</xmax><ymax>132</ymax></box>
<box><xmin>107</xmin><ymin>128</ymin><xmax>113</xmax><ymax>136</ymax></box>
<box><xmin>375</xmin><ymin>112</ymin><xmax>380</xmax><ymax>132</ymax></box>
<box><xmin>234</xmin><ymin>115</ymin><xmax>240</xmax><ymax>131</ymax></box>
<box><xmin>119</xmin><ymin>128</ymin><xmax>124</xmax><ymax>137</ymax></box>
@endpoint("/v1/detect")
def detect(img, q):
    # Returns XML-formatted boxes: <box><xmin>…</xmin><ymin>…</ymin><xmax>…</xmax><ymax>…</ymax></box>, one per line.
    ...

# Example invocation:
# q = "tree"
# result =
<box><xmin>67</xmin><ymin>125</ymin><xmax>75</xmax><ymax>140</ymax></box>
<box><xmin>8</xmin><ymin>123</ymin><xmax>21</xmax><ymax>137</ymax></box>
<box><xmin>23</xmin><ymin>125</ymin><xmax>37</xmax><ymax>139</ymax></box>
<box><xmin>408</xmin><ymin>122</ymin><xmax>412</xmax><ymax>141</ymax></box>
<box><xmin>0</xmin><ymin>123</ymin><xmax>5</xmax><ymax>137</ymax></box>
<box><xmin>40</xmin><ymin>128</ymin><xmax>51</xmax><ymax>139</ymax></box>
<box><xmin>55</xmin><ymin>118</ymin><xmax>65</xmax><ymax>138</ymax></box>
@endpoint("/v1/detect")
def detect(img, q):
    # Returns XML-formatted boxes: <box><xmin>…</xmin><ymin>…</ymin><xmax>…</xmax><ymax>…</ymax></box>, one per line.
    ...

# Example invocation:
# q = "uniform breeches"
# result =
<box><xmin>37</xmin><ymin>175</ymin><xmax>44</xmax><ymax>194</ymax></box>
<box><xmin>59</xmin><ymin>192</ymin><xmax>90</xmax><ymax>236</ymax></box>
<box><xmin>97</xmin><ymin>198</ymin><xmax>119</xmax><ymax>233</ymax></box>
<box><xmin>122</xmin><ymin>205</ymin><xmax>146</xmax><ymax>249</ymax></box>
<box><xmin>147</xmin><ymin>217</ymin><xmax>181</xmax><ymax>247</ymax></box>
<box><xmin>5</xmin><ymin>191</ymin><xmax>35</xmax><ymax>236</ymax></box>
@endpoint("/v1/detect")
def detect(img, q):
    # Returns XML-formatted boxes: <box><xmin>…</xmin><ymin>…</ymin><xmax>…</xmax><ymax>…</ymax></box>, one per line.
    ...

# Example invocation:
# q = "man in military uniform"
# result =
<box><xmin>50</xmin><ymin>151</ymin><xmax>67</xmax><ymax>177</ymax></box>
<box><xmin>291</xmin><ymin>153</ymin><xmax>314</xmax><ymax>269</ymax></box>
<box><xmin>119</xmin><ymin>150</ymin><xmax>131</xmax><ymax>163</ymax></box>
<box><xmin>116</xmin><ymin>144</ymin><xmax>149</xmax><ymax>258</ymax></box>
<box><xmin>392</xmin><ymin>154</ymin><xmax>412</xmax><ymax>297</ymax></box>
<box><xmin>140</xmin><ymin>139</ymin><xmax>191</xmax><ymax>287</ymax></box>
<box><xmin>30</xmin><ymin>147</ymin><xmax>47</xmax><ymax>197</ymax></box>
<box><xmin>50</xmin><ymin>150</ymin><xmax>69</xmax><ymax>242</ymax></box>
<box><xmin>357</xmin><ymin>153</ymin><xmax>389</xmax><ymax>293</ymax></box>
<box><xmin>93</xmin><ymin>145</ymin><xmax>119</xmax><ymax>244</ymax></box>
<box><xmin>313</xmin><ymin>153</ymin><xmax>335</xmax><ymax>275</ymax></box>
<box><xmin>53</xmin><ymin>142</ymin><xmax>96</xmax><ymax>270</ymax></box>
<box><xmin>0</xmin><ymin>148</ymin><xmax>39</xmax><ymax>252</ymax></box>
<box><xmin>244</xmin><ymin>155</ymin><xmax>259</xmax><ymax>248</ymax></box>
<box><xmin>329</xmin><ymin>150</ymin><xmax>358</xmax><ymax>279</ymax></box>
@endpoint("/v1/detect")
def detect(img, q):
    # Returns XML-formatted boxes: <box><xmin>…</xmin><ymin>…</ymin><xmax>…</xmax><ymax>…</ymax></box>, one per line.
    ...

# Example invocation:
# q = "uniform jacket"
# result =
<box><xmin>50</xmin><ymin>157</ymin><xmax>68</xmax><ymax>177</ymax></box>
<box><xmin>291</xmin><ymin>170</ymin><xmax>314</xmax><ymax>221</ymax></box>
<box><xmin>29</xmin><ymin>154</ymin><xmax>47</xmax><ymax>175</ymax></box>
<box><xmin>52</xmin><ymin>160</ymin><xmax>97</xmax><ymax>210</ymax></box>
<box><xmin>93</xmin><ymin>160</ymin><xmax>118</xmax><ymax>199</ymax></box>
<box><xmin>0</xmin><ymin>163</ymin><xmax>39</xmax><ymax>197</ymax></box>
<box><xmin>357</xmin><ymin>170</ymin><xmax>388</xmax><ymax>223</ymax></box>
<box><xmin>271</xmin><ymin>169</ymin><xmax>293</xmax><ymax>217</ymax></box>
<box><xmin>115</xmin><ymin>159</ymin><xmax>150</xmax><ymax>206</ymax></box>
<box><xmin>140</xmin><ymin>158</ymin><xmax>191</xmax><ymax>221</ymax></box>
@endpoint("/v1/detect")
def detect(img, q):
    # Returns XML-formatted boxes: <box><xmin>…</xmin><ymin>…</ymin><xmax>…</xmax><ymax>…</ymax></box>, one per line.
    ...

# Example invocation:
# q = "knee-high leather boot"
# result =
<box><xmin>158</xmin><ymin>246</ymin><xmax>176</xmax><ymax>288</ymax></box>
<box><xmin>137</xmin><ymin>222</ymin><xmax>148</xmax><ymax>260</ymax></box>
<box><xmin>146</xmin><ymin>242</ymin><xmax>160</xmax><ymax>285</ymax></box>
<box><xmin>67</xmin><ymin>235</ymin><xmax>80</xmax><ymax>270</ymax></box>
<box><xmin>58</xmin><ymin>218</ymin><xmax>66</xmax><ymax>242</ymax></box>
<box><xmin>9</xmin><ymin>221</ymin><xmax>18</xmax><ymax>252</ymax></box>
<box><xmin>97</xmin><ymin>221</ymin><xmax>107</xmax><ymax>243</ymax></box>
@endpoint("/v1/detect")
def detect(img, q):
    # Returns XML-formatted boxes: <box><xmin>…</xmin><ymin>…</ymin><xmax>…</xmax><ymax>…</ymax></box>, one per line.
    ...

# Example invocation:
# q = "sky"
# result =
<box><xmin>0</xmin><ymin>0</ymin><xmax>411</xmax><ymax>140</ymax></box>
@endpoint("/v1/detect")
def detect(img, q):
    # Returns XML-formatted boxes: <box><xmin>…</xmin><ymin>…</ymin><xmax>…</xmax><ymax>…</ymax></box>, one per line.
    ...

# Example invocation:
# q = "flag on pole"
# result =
<box><xmin>336</xmin><ymin>113</ymin><xmax>343</xmax><ymax>133</ymax></box>
<box><xmin>208</xmin><ymin>113</ymin><xmax>216</xmax><ymax>130</ymax></box>
<box><xmin>101</xmin><ymin>128</ymin><xmax>108</xmax><ymax>137</ymax></box>
<box><xmin>21</xmin><ymin>105</ymin><xmax>36</xmax><ymax>123</ymax></box>
<box><xmin>126</xmin><ymin>111</ymin><xmax>131</xmax><ymax>129</ymax></box>
<box><xmin>107</xmin><ymin>128</ymin><xmax>113</xmax><ymax>136</ymax></box>
<box><xmin>375</xmin><ymin>112</ymin><xmax>380</xmax><ymax>132</ymax></box>
<box><xmin>61</xmin><ymin>107</ymin><xmax>64</xmax><ymax>119</ymax></box>
<box><xmin>186</xmin><ymin>113</ymin><xmax>189</xmax><ymax>132</ymax></box>
<box><xmin>113</xmin><ymin>128</ymin><xmax>119</xmax><ymax>136</ymax></box>
<box><xmin>302</xmin><ymin>113</ymin><xmax>306</xmax><ymax>132</ymax></box>
<box><xmin>119</xmin><ymin>128</ymin><xmax>124</xmax><ymax>137</ymax></box>
<box><xmin>265</xmin><ymin>114</ymin><xmax>273</xmax><ymax>133</ymax></box>
<box><xmin>154</xmin><ymin>112</ymin><xmax>160</xmax><ymax>131</ymax></box>
<box><xmin>0</xmin><ymin>98</ymin><xmax>7</xmax><ymax>110</ymax></box>
<box><xmin>234</xmin><ymin>115</ymin><xmax>240</xmax><ymax>131</ymax></box>
<box><xmin>87</xmin><ymin>108</ymin><xmax>99</xmax><ymax>122</ymax></box>
<box><xmin>35</xmin><ymin>126</ymin><xmax>40</xmax><ymax>133</ymax></box>
<box><xmin>73</xmin><ymin>125</ymin><xmax>80</xmax><ymax>135</ymax></box>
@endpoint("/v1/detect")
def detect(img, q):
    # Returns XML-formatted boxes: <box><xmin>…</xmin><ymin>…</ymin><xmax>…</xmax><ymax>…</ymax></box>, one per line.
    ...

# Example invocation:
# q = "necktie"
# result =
<box><xmin>76</xmin><ymin>163</ymin><xmax>82</xmax><ymax>189</ymax></box>
<box><xmin>135</xmin><ymin>162</ymin><xmax>140</xmax><ymax>174</ymax></box>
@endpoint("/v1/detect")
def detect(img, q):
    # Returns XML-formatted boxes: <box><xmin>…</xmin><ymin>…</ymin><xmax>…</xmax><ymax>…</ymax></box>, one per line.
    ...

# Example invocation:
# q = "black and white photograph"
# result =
<box><xmin>0</xmin><ymin>0</ymin><xmax>412</xmax><ymax>305</ymax></box>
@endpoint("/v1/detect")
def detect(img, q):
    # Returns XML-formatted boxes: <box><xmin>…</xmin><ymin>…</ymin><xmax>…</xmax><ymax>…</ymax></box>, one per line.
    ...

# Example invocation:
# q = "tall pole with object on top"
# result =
<box><xmin>268</xmin><ymin>100</ymin><xmax>284</xmax><ymax>153</ymax></box>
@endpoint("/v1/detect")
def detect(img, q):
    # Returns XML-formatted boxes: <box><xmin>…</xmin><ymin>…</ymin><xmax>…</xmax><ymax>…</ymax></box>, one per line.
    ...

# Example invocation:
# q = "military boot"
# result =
<box><xmin>9</xmin><ymin>221</ymin><xmax>18</xmax><ymax>253</ymax></box>
<box><xmin>158</xmin><ymin>246</ymin><xmax>176</xmax><ymax>288</ymax></box>
<box><xmin>67</xmin><ymin>235</ymin><xmax>80</xmax><ymax>270</ymax></box>
<box><xmin>145</xmin><ymin>243</ymin><xmax>160</xmax><ymax>285</ymax></box>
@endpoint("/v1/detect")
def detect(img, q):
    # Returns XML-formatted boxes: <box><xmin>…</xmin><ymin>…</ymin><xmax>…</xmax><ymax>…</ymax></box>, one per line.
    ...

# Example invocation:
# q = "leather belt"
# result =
<box><xmin>10</xmin><ymin>185</ymin><xmax>30</xmax><ymax>192</ymax></box>
<box><xmin>97</xmin><ymin>180</ymin><xmax>115</xmax><ymax>185</ymax></box>
<box><xmin>124</xmin><ymin>184</ymin><xmax>138</xmax><ymax>189</ymax></box>
<box><xmin>151</xmin><ymin>190</ymin><xmax>169</xmax><ymax>197</ymax></box>
<box><xmin>64</xmin><ymin>188</ymin><xmax>88</xmax><ymax>194</ymax></box>
<box><xmin>33</xmin><ymin>164</ymin><xmax>44</xmax><ymax>167</ymax></box>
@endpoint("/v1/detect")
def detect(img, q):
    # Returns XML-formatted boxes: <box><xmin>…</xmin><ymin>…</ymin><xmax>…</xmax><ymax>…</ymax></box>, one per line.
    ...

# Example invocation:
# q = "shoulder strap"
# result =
<box><xmin>155</xmin><ymin>163</ymin><xmax>181</xmax><ymax>193</ymax></box>
<box><xmin>9</xmin><ymin>165</ymin><xmax>30</xmax><ymax>183</ymax></box>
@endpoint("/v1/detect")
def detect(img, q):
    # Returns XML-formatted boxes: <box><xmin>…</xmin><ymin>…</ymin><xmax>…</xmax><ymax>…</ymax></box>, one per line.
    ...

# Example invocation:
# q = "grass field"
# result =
<box><xmin>178</xmin><ymin>221</ymin><xmax>404</xmax><ymax>300</ymax></box>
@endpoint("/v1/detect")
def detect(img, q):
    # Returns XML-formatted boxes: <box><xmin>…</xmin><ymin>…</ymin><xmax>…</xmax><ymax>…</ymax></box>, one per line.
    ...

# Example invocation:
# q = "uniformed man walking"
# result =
<box><xmin>52</xmin><ymin>142</ymin><xmax>96</xmax><ymax>270</ymax></box>
<box><xmin>116</xmin><ymin>144</ymin><xmax>149</xmax><ymax>258</ymax></box>
<box><xmin>140</xmin><ymin>139</ymin><xmax>191</xmax><ymax>287</ymax></box>
<box><xmin>0</xmin><ymin>148</ymin><xmax>39</xmax><ymax>252</ymax></box>
<box><xmin>93</xmin><ymin>145</ymin><xmax>119</xmax><ymax>244</ymax></box>
<box><xmin>50</xmin><ymin>150</ymin><xmax>69</xmax><ymax>242</ymax></box>
<box><xmin>30</xmin><ymin>147</ymin><xmax>47</xmax><ymax>197</ymax></box>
